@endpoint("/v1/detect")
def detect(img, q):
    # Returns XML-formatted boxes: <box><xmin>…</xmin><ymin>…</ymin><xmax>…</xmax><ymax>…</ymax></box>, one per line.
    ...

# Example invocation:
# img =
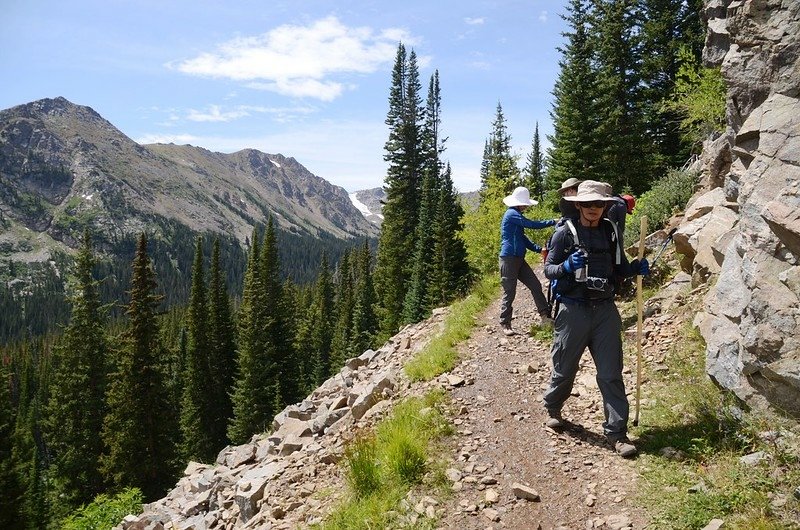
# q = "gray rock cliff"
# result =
<box><xmin>685</xmin><ymin>0</ymin><xmax>800</xmax><ymax>416</ymax></box>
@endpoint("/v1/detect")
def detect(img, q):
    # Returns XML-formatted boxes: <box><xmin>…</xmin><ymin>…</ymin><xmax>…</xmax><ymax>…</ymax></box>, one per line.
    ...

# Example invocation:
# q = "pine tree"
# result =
<box><xmin>350</xmin><ymin>241</ymin><xmax>378</xmax><ymax>355</ymax></box>
<box><xmin>43</xmin><ymin>230</ymin><xmax>108</xmax><ymax>518</ymax></box>
<box><xmin>546</xmin><ymin>0</ymin><xmax>602</xmax><ymax>191</ymax></box>
<box><xmin>478</xmin><ymin>139</ymin><xmax>492</xmax><ymax>195</ymax></box>
<box><xmin>101</xmin><ymin>233</ymin><xmax>179</xmax><ymax>500</ymax></box>
<box><xmin>309</xmin><ymin>254</ymin><xmax>334</xmax><ymax>384</ymax></box>
<box><xmin>402</xmin><ymin>71</ymin><xmax>445</xmax><ymax>324</ymax></box>
<box><xmin>11</xmin><ymin>344</ymin><xmax>50</xmax><ymax>530</ymax></box>
<box><xmin>0</xmin><ymin>358</ymin><xmax>23</xmax><ymax>528</ymax></box>
<box><xmin>329</xmin><ymin>250</ymin><xmax>355</xmax><ymax>371</ymax></box>
<box><xmin>428</xmin><ymin>163</ymin><xmax>471</xmax><ymax>307</ymax></box>
<box><xmin>374</xmin><ymin>43</ymin><xmax>423</xmax><ymax>339</ymax></box>
<box><xmin>180</xmin><ymin>236</ymin><xmax>214</xmax><ymax>462</ymax></box>
<box><xmin>591</xmin><ymin>0</ymin><xmax>652</xmax><ymax>193</ymax></box>
<box><xmin>523</xmin><ymin>122</ymin><xmax>545</xmax><ymax>200</ymax></box>
<box><xmin>486</xmin><ymin>102</ymin><xmax>520</xmax><ymax>194</ymax></box>
<box><xmin>228</xmin><ymin>229</ymin><xmax>275</xmax><ymax>444</ymax></box>
<box><xmin>207</xmin><ymin>238</ymin><xmax>235</xmax><ymax>452</ymax></box>
<box><xmin>260</xmin><ymin>219</ymin><xmax>296</xmax><ymax>406</ymax></box>
<box><xmin>640</xmin><ymin>0</ymin><xmax>707</xmax><ymax>170</ymax></box>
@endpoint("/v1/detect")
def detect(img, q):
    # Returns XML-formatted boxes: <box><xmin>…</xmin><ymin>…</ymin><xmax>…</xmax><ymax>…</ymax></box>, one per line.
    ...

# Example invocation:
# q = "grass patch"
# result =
<box><xmin>631</xmin><ymin>319</ymin><xmax>800</xmax><ymax>528</ymax></box>
<box><xmin>320</xmin><ymin>391</ymin><xmax>454</xmax><ymax>530</ymax></box>
<box><xmin>404</xmin><ymin>275</ymin><xmax>499</xmax><ymax>382</ymax></box>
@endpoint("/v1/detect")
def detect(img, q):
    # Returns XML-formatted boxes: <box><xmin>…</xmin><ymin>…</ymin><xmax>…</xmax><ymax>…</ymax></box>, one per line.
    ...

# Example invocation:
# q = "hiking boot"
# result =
<box><xmin>500</xmin><ymin>323</ymin><xmax>516</xmax><ymax>336</ymax></box>
<box><xmin>545</xmin><ymin>410</ymin><xmax>564</xmax><ymax>429</ymax></box>
<box><xmin>538</xmin><ymin>312</ymin><xmax>554</xmax><ymax>327</ymax></box>
<box><xmin>608</xmin><ymin>436</ymin><xmax>637</xmax><ymax>458</ymax></box>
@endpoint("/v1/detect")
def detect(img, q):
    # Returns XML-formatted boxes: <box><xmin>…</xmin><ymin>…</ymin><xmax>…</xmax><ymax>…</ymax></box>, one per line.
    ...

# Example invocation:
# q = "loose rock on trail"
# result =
<box><xmin>435</xmin><ymin>271</ymin><xmax>653</xmax><ymax>530</ymax></box>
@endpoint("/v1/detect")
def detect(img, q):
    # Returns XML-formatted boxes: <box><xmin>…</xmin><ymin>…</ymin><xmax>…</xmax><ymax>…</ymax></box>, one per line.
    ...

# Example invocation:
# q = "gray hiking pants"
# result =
<box><xmin>499</xmin><ymin>256</ymin><xmax>549</xmax><ymax>325</ymax></box>
<box><xmin>542</xmin><ymin>299</ymin><xmax>629</xmax><ymax>438</ymax></box>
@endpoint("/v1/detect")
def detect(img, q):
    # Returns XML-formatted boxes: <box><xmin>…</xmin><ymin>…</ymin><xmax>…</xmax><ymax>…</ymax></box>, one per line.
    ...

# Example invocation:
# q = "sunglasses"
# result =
<box><xmin>578</xmin><ymin>200</ymin><xmax>607</xmax><ymax>209</ymax></box>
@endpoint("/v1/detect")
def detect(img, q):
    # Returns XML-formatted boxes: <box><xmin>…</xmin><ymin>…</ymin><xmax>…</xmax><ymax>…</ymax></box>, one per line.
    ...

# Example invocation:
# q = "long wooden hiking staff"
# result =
<box><xmin>633</xmin><ymin>216</ymin><xmax>648</xmax><ymax>427</ymax></box>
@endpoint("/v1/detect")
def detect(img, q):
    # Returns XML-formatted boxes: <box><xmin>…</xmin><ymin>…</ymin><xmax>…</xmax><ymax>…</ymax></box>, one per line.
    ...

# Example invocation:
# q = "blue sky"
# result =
<box><xmin>1</xmin><ymin>1</ymin><xmax>569</xmax><ymax>192</ymax></box>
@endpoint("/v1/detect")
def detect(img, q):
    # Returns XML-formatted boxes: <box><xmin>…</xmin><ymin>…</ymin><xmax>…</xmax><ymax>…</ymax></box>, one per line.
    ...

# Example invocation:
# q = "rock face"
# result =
<box><xmin>114</xmin><ymin>308</ymin><xmax>449</xmax><ymax>530</ymax></box>
<box><xmin>687</xmin><ymin>1</ymin><xmax>800</xmax><ymax>416</ymax></box>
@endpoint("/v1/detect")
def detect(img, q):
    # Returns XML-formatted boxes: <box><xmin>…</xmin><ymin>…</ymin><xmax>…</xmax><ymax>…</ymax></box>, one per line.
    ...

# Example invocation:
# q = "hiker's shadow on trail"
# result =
<box><xmin>557</xmin><ymin>418</ymin><xmax>725</xmax><ymax>460</ymax></box>
<box><xmin>556</xmin><ymin>421</ymin><xmax>614</xmax><ymax>453</ymax></box>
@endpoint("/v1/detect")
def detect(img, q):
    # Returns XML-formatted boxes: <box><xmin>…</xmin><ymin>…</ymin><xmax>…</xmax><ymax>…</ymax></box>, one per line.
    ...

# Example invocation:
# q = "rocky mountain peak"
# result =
<box><xmin>0</xmin><ymin>97</ymin><xmax>379</xmax><ymax>264</ymax></box>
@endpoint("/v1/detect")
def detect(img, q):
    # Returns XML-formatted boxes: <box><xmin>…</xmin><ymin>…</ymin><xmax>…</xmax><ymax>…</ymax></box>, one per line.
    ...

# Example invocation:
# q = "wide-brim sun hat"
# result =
<box><xmin>558</xmin><ymin>177</ymin><xmax>583</xmax><ymax>194</ymax></box>
<box><xmin>564</xmin><ymin>180</ymin><xmax>617</xmax><ymax>203</ymax></box>
<box><xmin>503</xmin><ymin>186</ymin><xmax>538</xmax><ymax>207</ymax></box>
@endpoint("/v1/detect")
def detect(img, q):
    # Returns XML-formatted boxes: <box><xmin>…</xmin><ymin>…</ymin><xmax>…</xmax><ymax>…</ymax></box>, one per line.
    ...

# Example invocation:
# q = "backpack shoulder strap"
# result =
<box><xmin>566</xmin><ymin>218</ymin><xmax>621</xmax><ymax>264</ymax></box>
<box><xmin>564</xmin><ymin>219</ymin><xmax>581</xmax><ymax>249</ymax></box>
<box><xmin>603</xmin><ymin>218</ymin><xmax>622</xmax><ymax>265</ymax></box>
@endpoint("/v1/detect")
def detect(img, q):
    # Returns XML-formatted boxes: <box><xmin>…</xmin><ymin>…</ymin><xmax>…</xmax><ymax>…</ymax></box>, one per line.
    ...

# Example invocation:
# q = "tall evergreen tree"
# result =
<box><xmin>0</xmin><ymin>358</ymin><xmax>23</xmax><ymax>529</ymax></box>
<box><xmin>350</xmin><ymin>241</ymin><xmax>378</xmax><ymax>355</ymax></box>
<box><xmin>428</xmin><ymin>163</ymin><xmax>471</xmax><ymax>307</ymax></box>
<box><xmin>523</xmin><ymin>122</ymin><xmax>545</xmax><ymax>200</ymax></box>
<box><xmin>101</xmin><ymin>233</ymin><xmax>179</xmax><ymax>500</ymax></box>
<box><xmin>402</xmin><ymin>71</ymin><xmax>445</xmax><ymax>324</ymax></box>
<box><xmin>640</xmin><ymin>0</ymin><xmax>707</xmax><ymax>171</ymax></box>
<box><xmin>329</xmin><ymin>250</ymin><xmax>355</xmax><ymax>371</ymax></box>
<box><xmin>207</xmin><ymin>238</ymin><xmax>235</xmax><ymax>452</ymax></box>
<box><xmin>11</xmin><ymin>344</ymin><xmax>50</xmax><ymax>530</ymax></box>
<box><xmin>228</xmin><ymin>229</ymin><xmax>276</xmax><ymax>444</ymax></box>
<box><xmin>374</xmin><ymin>43</ymin><xmax>424</xmax><ymax>339</ymax></box>
<box><xmin>478</xmin><ymin>139</ymin><xmax>492</xmax><ymax>195</ymax></box>
<box><xmin>309</xmin><ymin>254</ymin><xmax>334</xmax><ymax>384</ymax></box>
<box><xmin>546</xmin><ymin>0</ymin><xmax>602</xmax><ymax>191</ymax></box>
<box><xmin>486</xmin><ymin>102</ymin><xmax>520</xmax><ymax>194</ymax></box>
<box><xmin>44</xmin><ymin>230</ymin><xmax>108</xmax><ymax>519</ymax></box>
<box><xmin>180</xmin><ymin>236</ymin><xmax>214</xmax><ymax>462</ymax></box>
<box><xmin>260</xmin><ymin>219</ymin><xmax>296</xmax><ymax>407</ymax></box>
<box><xmin>591</xmin><ymin>0</ymin><xmax>652</xmax><ymax>193</ymax></box>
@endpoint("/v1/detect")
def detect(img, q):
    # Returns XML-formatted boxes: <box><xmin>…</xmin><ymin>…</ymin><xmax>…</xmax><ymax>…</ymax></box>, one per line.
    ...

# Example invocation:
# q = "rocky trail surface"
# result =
<box><xmin>435</xmin><ymin>282</ymin><xmax>654</xmax><ymax>530</ymax></box>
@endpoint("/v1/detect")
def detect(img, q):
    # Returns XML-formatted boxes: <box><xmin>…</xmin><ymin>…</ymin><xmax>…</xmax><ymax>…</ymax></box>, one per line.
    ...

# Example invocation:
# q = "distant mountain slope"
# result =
<box><xmin>349</xmin><ymin>187</ymin><xmax>480</xmax><ymax>227</ymax></box>
<box><xmin>0</xmin><ymin>97</ymin><xmax>378</xmax><ymax>260</ymax></box>
<box><xmin>349</xmin><ymin>187</ymin><xmax>386</xmax><ymax>227</ymax></box>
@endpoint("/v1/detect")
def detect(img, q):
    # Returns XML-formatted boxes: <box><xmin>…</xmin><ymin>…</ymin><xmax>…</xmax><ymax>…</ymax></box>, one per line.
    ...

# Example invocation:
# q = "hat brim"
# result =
<box><xmin>557</xmin><ymin>179</ymin><xmax>583</xmax><ymax>194</ymax></box>
<box><xmin>503</xmin><ymin>196</ymin><xmax>538</xmax><ymax>207</ymax></box>
<box><xmin>564</xmin><ymin>193</ymin><xmax>615</xmax><ymax>203</ymax></box>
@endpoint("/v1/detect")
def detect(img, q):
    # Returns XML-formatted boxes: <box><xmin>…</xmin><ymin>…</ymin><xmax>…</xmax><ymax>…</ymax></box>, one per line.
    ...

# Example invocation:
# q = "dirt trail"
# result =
<box><xmin>435</xmin><ymin>272</ymin><xmax>652</xmax><ymax>530</ymax></box>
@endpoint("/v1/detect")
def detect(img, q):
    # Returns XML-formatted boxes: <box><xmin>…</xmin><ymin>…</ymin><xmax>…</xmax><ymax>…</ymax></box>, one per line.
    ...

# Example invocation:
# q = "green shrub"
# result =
<box><xmin>662</xmin><ymin>45</ymin><xmax>727</xmax><ymax>150</ymax></box>
<box><xmin>61</xmin><ymin>487</ymin><xmax>143</xmax><ymax>530</ymax></box>
<box><xmin>625</xmin><ymin>168</ymin><xmax>697</xmax><ymax>247</ymax></box>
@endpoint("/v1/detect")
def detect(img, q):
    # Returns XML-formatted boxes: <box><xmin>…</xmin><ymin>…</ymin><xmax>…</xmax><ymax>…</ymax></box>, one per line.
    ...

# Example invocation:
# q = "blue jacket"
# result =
<box><xmin>499</xmin><ymin>208</ymin><xmax>555</xmax><ymax>257</ymax></box>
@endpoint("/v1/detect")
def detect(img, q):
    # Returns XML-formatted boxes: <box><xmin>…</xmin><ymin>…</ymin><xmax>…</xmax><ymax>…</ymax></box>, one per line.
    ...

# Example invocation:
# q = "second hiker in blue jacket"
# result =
<box><xmin>499</xmin><ymin>186</ymin><xmax>557</xmax><ymax>336</ymax></box>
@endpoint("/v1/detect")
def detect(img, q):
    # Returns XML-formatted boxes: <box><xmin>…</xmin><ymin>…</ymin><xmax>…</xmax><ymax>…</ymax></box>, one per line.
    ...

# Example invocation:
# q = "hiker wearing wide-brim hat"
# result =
<box><xmin>498</xmin><ymin>187</ymin><xmax>557</xmax><ymax>336</ymax></box>
<box><xmin>541</xmin><ymin>179</ymin><xmax>650</xmax><ymax>458</ymax></box>
<box><xmin>558</xmin><ymin>177</ymin><xmax>583</xmax><ymax>195</ymax></box>
<box><xmin>557</xmin><ymin>177</ymin><xmax>582</xmax><ymax>219</ymax></box>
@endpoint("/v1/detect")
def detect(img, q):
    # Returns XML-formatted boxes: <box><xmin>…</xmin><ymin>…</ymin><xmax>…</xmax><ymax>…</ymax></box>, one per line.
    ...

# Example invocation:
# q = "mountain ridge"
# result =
<box><xmin>0</xmin><ymin>96</ymin><xmax>379</xmax><ymax>263</ymax></box>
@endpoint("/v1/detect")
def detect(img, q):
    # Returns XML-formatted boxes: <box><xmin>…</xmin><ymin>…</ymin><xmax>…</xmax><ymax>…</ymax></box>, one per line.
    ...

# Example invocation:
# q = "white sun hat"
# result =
<box><xmin>503</xmin><ymin>186</ymin><xmax>538</xmax><ymax>207</ymax></box>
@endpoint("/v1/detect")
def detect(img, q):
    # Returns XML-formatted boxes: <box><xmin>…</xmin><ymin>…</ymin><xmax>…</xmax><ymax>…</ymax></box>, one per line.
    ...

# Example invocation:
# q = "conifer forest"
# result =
<box><xmin>0</xmin><ymin>1</ymin><xmax>712</xmax><ymax>526</ymax></box>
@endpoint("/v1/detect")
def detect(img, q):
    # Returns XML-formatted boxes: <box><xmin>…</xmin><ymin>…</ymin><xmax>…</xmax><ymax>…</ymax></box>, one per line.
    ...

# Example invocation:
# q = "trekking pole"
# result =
<box><xmin>633</xmin><ymin>216</ymin><xmax>648</xmax><ymax>427</ymax></box>
<box><xmin>649</xmin><ymin>227</ymin><xmax>678</xmax><ymax>268</ymax></box>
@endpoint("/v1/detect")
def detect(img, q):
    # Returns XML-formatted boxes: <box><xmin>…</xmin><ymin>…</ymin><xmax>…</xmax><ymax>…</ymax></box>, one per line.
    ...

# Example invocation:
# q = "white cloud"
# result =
<box><xmin>136</xmin><ymin>133</ymin><xmax>201</xmax><ymax>145</ymax></box>
<box><xmin>187</xmin><ymin>105</ymin><xmax>250</xmax><ymax>122</ymax></box>
<box><xmin>539</xmin><ymin>10</ymin><xmax>548</xmax><ymax>23</ymax></box>
<box><xmin>171</xmin><ymin>16</ymin><xmax>414</xmax><ymax>101</ymax></box>
<box><xmin>464</xmin><ymin>17</ymin><xmax>485</xmax><ymax>25</ymax></box>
